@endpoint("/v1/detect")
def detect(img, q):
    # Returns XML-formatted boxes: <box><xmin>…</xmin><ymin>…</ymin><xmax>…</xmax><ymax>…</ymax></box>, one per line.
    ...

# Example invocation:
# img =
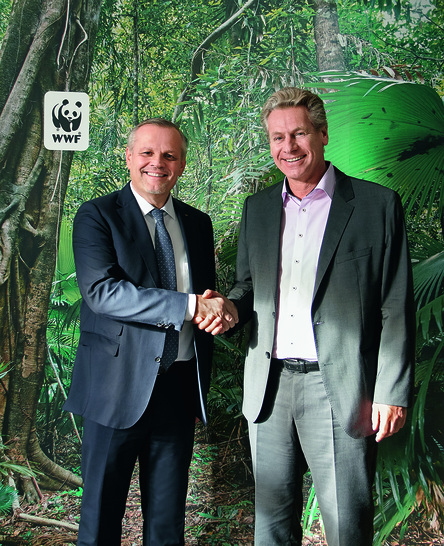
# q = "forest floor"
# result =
<box><xmin>0</xmin><ymin>421</ymin><xmax>443</xmax><ymax>545</ymax></box>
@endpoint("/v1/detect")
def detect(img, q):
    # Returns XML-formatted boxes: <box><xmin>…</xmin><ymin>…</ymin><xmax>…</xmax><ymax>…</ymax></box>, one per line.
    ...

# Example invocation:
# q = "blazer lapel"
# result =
<box><xmin>116</xmin><ymin>184</ymin><xmax>160</xmax><ymax>286</ymax></box>
<box><xmin>260</xmin><ymin>184</ymin><xmax>285</xmax><ymax>308</ymax></box>
<box><xmin>313</xmin><ymin>169</ymin><xmax>355</xmax><ymax>299</ymax></box>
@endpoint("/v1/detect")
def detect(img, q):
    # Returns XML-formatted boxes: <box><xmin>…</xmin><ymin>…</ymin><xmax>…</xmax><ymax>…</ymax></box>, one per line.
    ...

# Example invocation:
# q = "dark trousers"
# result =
<box><xmin>77</xmin><ymin>359</ymin><xmax>198</xmax><ymax>546</ymax></box>
<box><xmin>249</xmin><ymin>364</ymin><xmax>377</xmax><ymax>546</ymax></box>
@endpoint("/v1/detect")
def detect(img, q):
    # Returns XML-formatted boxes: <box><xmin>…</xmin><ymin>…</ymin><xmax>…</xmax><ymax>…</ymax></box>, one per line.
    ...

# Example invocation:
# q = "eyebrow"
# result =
<box><xmin>140</xmin><ymin>148</ymin><xmax>179</xmax><ymax>156</ymax></box>
<box><xmin>270</xmin><ymin>126</ymin><xmax>308</xmax><ymax>136</ymax></box>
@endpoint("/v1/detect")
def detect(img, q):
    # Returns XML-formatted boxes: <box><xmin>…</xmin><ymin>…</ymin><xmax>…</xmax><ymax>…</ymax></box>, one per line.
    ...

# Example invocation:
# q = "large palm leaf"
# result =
<box><xmin>312</xmin><ymin>72</ymin><xmax>444</xmax><ymax>220</ymax></box>
<box><xmin>308</xmin><ymin>73</ymin><xmax>444</xmax><ymax>541</ymax></box>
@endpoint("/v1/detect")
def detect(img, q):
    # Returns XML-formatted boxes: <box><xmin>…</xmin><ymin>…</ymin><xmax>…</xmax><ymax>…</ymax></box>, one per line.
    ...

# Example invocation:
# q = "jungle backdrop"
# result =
<box><xmin>0</xmin><ymin>0</ymin><xmax>443</xmax><ymax>544</ymax></box>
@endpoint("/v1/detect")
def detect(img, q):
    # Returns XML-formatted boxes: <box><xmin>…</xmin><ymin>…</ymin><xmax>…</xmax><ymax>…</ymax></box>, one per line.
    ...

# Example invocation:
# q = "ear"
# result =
<box><xmin>178</xmin><ymin>159</ymin><xmax>186</xmax><ymax>177</ymax></box>
<box><xmin>321</xmin><ymin>126</ymin><xmax>329</xmax><ymax>146</ymax></box>
<box><xmin>125</xmin><ymin>147</ymin><xmax>132</xmax><ymax>168</ymax></box>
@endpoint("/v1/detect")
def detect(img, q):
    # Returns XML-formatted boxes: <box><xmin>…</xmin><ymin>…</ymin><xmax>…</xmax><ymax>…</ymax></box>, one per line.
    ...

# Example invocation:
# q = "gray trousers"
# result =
<box><xmin>248</xmin><ymin>365</ymin><xmax>377</xmax><ymax>546</ymax></box>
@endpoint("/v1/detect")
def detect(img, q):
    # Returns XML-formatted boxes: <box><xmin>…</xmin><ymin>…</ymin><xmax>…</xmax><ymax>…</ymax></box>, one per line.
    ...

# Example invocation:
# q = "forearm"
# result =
<box><xmin>74</xmin><ymin>204</ymin><xmax>188</xmax><ymax>330</ymax></box>
<box><xmin>374</xmin><ymin>194</ymin><xmax>415</xmax><ymax>407</ymax></box>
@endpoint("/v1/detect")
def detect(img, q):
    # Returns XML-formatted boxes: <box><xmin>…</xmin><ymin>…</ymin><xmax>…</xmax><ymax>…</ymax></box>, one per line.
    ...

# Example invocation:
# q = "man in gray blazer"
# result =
<box><xmin>64</xmin><ymin>118</ymin><xmax>237</xmax><ymax>545</ymax></box>
<box><xmin>225</xmin><ymin>88</ymin><xmax>415</xmax><ymax>545</ymax></box>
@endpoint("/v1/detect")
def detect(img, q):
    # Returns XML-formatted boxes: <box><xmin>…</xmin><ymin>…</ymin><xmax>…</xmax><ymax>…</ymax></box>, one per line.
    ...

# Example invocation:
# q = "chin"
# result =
<box><xmin>146</xmin><ymin>183</ymin><xmax>172</xmax><ymax>195</ymax></box>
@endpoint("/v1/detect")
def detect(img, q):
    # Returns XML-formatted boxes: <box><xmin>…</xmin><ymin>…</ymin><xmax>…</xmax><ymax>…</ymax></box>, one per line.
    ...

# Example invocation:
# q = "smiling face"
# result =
<box><xmin>126</xmin><ymin>124</ymin><xmax>186</xmax><ymax>208</ymax></box>
<box><xmin>268</xmin><ymin>106</ymin><xmax>328</xmax><ymax>196</ymax></box>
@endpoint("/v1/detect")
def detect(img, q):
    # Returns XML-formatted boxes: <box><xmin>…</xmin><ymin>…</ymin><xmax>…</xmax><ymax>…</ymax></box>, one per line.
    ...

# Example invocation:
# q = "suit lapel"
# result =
<box><xmin>313</xmin><ymin>169</ymin><xmax>355</xmax><ymax>299</ymax></box>
<box><xmin>260</xmin><ymin>184</ymin><xmax>284</xmax><ymax>307</ymax></box>
<box><xmin>116</xmin><ymin>184</ymin><xmax>160</xmax><ymax>286</ymax></box>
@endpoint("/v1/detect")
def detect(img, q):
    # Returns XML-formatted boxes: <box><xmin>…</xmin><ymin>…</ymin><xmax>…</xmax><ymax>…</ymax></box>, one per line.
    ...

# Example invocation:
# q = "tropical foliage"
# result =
<box><xmin>1</xmin><ymin>0</ymin><xmax>443</xmax><ymax>542</ymax></box>
<box><xmin>311</xmin><ymin>71</ymin><xmax>444</xmax><ymax>543</ymax></box>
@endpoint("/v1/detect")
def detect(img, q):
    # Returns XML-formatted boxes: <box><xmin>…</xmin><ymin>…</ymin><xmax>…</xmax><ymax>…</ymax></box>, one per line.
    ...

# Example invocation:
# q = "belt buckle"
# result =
<box><xmin>282</xmin><ymin>358</ymin><xmax>303</xmax><ymax>373</ymax></box>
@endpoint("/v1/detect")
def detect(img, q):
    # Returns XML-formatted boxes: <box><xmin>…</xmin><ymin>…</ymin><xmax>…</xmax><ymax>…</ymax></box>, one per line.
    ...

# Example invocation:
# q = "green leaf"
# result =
<box><xmin>309</xmin><ymin>72</ymin><xmax>444</xmax><ymax>221</ymax></box>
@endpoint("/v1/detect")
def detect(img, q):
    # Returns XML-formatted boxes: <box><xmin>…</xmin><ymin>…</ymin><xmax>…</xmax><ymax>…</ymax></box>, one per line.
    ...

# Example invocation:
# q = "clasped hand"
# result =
<box><xmin>193</xmin><ymin>289</ymin><xmax>238</xmax><ymax>335</ymax></box>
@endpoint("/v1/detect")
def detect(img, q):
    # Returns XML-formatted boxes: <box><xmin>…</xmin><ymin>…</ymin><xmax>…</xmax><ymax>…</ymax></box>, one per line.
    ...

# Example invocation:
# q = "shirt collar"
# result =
<box><xmin>281</xmin><ymin>161</ymin><xmax>335</xmax><ymax>203</ymax></box>
<box><xmin>130</xmin><ymin>183</ymin><xmax>176</xmax><ymax>220</ymax></box>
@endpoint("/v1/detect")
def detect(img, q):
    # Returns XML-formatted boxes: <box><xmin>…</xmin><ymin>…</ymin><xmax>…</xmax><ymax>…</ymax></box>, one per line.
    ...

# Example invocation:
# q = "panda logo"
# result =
<box><xmin>52</xmin><ymin>99</ymin><xmax>82</xmax><ymax>132</ymax></box>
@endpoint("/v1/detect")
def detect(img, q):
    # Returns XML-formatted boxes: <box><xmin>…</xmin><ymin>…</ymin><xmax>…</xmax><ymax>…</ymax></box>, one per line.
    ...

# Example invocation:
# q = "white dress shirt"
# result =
<box><xmin>130</xmin><ymin>184</ymin><xmax>196</xmax><ymax>361</ymax></box>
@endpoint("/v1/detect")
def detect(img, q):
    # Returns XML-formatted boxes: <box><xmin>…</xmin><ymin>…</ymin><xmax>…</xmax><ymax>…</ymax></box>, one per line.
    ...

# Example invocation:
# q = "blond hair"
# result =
<box><xmin>261</xmin><ymin>87</ymin><xmax>327</xmax><ymax>139</ymax></box>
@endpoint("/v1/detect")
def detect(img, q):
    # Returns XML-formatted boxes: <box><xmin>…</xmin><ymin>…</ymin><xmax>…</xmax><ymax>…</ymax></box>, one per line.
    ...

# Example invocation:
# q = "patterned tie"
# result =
<box><xmin>151</xmin><ymin>208</ymin><xmax>179</xmax><ymax>370</ymax></box>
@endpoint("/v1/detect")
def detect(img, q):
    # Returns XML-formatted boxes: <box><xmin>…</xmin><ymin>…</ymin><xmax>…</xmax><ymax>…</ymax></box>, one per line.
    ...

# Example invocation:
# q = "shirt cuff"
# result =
<box><xmin>185</xmin><ymin>294</ymin><xmax>197</xmax><ymax>321</ymax></box>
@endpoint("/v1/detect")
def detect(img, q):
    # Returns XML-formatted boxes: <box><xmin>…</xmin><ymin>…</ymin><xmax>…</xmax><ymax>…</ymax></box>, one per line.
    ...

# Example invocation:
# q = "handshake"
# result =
<box><xmin>193</xmin><ymin>289</ymin><xmax>239</xmax><ymax>336</ymax></box>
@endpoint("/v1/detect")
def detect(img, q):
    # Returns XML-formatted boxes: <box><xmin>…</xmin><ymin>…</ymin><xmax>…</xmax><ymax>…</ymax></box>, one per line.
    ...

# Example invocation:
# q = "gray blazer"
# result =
<box><xmin>228</xmin><ymin>167</ymin><xmax>415</xmax><ymax>438</ymax></box>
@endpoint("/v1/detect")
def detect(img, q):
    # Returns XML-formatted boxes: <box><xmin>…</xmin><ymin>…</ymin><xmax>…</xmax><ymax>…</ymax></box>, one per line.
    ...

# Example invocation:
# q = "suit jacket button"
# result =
<box><xmin>265</xmin><ymin>352</ymin><xmax>271</xmax><ymax>359</ymax></box>
<box><xmin>155</xmin><ymin>356</ymin><xmax>161</xmax><ymax>362</ymax></box>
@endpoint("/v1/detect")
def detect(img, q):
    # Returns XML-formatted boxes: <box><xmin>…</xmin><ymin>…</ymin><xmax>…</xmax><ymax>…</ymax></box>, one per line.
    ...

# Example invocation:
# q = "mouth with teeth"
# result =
<box><xmin>143</xmin><ymin>171</ymin><xmax>167</xmax><ymax>177</ymax></box>
<box><xmin>284</xmin><ymin>155</ymin><xmax>307</xmax><ymax>163</ymax></box>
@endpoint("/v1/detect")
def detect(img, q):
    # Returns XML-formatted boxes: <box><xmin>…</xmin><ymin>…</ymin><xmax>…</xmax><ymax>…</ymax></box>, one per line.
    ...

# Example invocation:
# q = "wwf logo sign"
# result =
<box><xmin>44</xmin><ymin>91</ymin><xmax>89</xmax><ymax>151</ymax></box>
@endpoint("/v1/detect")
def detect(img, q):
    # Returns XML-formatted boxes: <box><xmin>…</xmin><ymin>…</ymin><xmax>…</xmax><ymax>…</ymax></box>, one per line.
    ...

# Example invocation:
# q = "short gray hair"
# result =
<box><xmin>127</xmin><ymin>118</ymin><xmax>188</xmax><ymax>159</ymax></box>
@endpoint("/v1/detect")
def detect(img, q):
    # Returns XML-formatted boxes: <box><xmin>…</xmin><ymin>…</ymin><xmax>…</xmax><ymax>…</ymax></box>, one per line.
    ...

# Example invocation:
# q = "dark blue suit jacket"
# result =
<box><xmin>64</xmin><ymin>183</ymin><xmax>215</xmax><ymax>429</ymax></box>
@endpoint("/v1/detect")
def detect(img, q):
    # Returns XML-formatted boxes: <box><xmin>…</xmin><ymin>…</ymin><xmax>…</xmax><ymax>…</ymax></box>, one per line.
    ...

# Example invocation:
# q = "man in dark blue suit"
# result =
<box><xmin>64</xmin><ymin>118</ymin><xmax>238</xmax><ymax>545</ymax></box>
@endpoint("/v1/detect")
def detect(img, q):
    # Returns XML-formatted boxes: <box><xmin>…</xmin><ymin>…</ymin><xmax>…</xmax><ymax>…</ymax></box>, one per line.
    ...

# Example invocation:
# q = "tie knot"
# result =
<box><xmin>151</xmin><ymin>208</ymin><xmax>165</xmax><ymax>223</ymax></box>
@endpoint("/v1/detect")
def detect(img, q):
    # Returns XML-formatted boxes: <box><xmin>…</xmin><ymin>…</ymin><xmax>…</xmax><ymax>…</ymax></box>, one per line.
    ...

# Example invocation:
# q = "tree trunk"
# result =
<box><xmin>0</xmin><ymin>0</ymin><xmax>102</xmax><ymax>501</ymax></box>
<box><xmin>312</xmin><ymin>0</ymin><xmax>346</xmax><ymax>71</ymax></box>
<box><xmin>132</xmin><ymin>0</ymin><xmax>140</xmax><ymax>127</ymax></box>
<box><xmin>172</xmin><ymin>0</ymin><xmax>256</xmax><ymax>124</ymax></box>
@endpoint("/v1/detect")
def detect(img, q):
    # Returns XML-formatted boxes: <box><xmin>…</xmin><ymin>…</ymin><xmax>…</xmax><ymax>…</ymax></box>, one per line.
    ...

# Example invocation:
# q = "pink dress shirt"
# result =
<box><xmin>272</xmin><ymin>163</ymin><xmax>336</xmax><ymax>360</ymax></box>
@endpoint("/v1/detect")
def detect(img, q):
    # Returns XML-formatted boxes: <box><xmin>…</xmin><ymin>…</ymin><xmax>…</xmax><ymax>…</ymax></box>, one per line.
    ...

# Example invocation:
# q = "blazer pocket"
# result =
<box><xmin>79</xmin><ymin>331</ymin><xmax>120</xmax><ymax>357</ymax></box>
<box><xmin>335</xmin><ymin>247</ymin><xmax>372</xmax><ymax>264</ymax></box>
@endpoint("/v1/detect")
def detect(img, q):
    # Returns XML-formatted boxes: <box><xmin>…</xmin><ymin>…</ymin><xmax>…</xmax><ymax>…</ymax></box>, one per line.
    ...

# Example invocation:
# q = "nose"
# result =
<box><xmin>284</xmin><ymin>135</ymin><xmax>298</xmax><ymax>153</ymax></box>
<box><xmin>148</xmin><ymin>154</ymin><xmax>164</xmax><ymax>167</ymax></box>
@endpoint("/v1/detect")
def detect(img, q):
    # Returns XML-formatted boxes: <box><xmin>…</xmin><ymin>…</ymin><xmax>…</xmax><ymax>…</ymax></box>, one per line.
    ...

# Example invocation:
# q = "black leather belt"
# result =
<box><xmin>273</xmin><ymin>358</ymin><xmax>320</xmax><ymax>373</ymax></box>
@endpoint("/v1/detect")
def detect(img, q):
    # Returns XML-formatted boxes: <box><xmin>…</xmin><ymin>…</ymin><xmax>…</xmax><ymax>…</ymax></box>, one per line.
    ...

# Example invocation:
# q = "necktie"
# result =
<box><xmin>151</xmin><ymin>208</ymin><xmax>179</xmax><ymax>370</ymax></box>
